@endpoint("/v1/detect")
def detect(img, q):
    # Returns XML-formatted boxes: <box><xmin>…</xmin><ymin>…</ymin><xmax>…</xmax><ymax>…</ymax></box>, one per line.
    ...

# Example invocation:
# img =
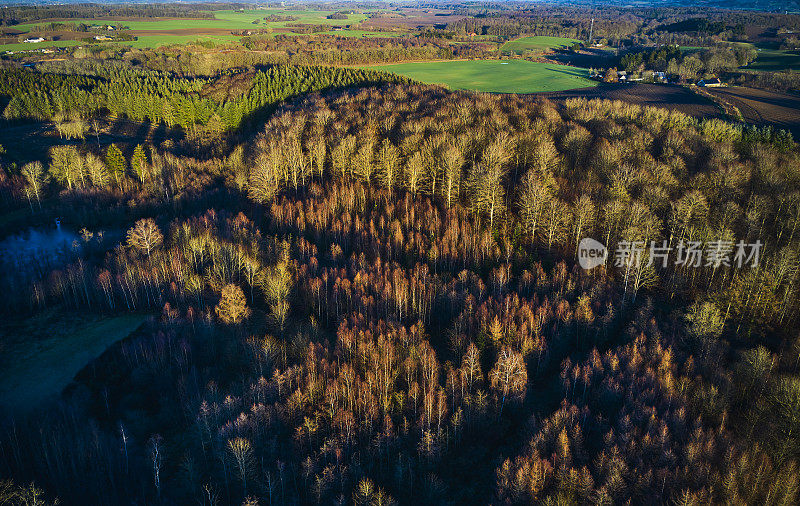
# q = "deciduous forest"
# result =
<box><xmin>1</xmin><ymin>2</ymin><xmax>800</xmax><ymax>506</ymax></box>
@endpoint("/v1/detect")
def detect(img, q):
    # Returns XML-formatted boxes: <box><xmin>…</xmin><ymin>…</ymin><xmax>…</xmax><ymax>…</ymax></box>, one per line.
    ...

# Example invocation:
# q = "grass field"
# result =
<box><xmin>122</xmin><ymin>34</ymin><xmax>243</xmax><ymax>49</ymax></box>
<box><xmin>212</xmin><ymin>8</ymin><xmax>372</xmax><ymax>29</ymax></box>
<box><xmin>681</xmin><ymin>43</ymin><xmax>800</xmax><ymax>72</ymax></box>
<box><xmin>361</xmin><ymin>59</ymin><xmax>597</xmax><ymax>93</ymax></box>
<box><xmin>501</xmin><ymin>36</ymin><xmax>580</xmax><ymax>55</ymax></box>
<box><xmin>746</xmin><ymin>48</ymin><xmax>800</xmax><ymax>72</ymax></box>
<box><xmin>0</xmin><ymin>39</ymin><xmax>83</xmax><ymax>52</ymax></box>
<box><xmin>0</xmin><ymin>310</ymin><xmax>148</xmax><ymax>413</ymax></box>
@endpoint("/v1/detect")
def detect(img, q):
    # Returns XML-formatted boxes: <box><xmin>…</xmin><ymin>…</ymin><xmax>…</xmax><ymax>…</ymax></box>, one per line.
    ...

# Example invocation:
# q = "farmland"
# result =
<box><xmin>746</xmin><ymin>48</ymin><xmax>800</xmax><ymax>72</ymax></box>
<box><xmin>537</xmin><ymin>83</ymin><xmax>720</xmax><ymax>116</ymax></box>
<box><xmin>706</xmin><ymin>85</ymin><xmax>800</xmax><ymax>137</ymax></box>
<box><xmin>360</xmin><ymin>59</ymin><xmax>597</xmax><ymax>93</ymax></box>
<box><xmin>0</xmin><ymin>8</ymin><xmax>391</xmax><ymax>51</ymax></box>
<box><xmin>501</xmin><ymin>35</ymin><xmax>581</xmax><ymax>55</ymax></box>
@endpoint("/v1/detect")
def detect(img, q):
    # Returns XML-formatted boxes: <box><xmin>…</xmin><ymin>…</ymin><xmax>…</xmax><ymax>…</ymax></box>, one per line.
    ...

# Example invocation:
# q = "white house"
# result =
<box><xmin>23</xmin><ymin>37</ymin><xmax>44</xmax><ymax>43</ymax></box>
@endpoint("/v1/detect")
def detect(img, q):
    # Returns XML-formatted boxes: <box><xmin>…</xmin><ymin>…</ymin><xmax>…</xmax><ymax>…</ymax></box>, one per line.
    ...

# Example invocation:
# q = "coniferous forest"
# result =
<box><xmin>2</xmin><ymin>2</ymin><xmax>800</xmax><ymax>506</ymax></box>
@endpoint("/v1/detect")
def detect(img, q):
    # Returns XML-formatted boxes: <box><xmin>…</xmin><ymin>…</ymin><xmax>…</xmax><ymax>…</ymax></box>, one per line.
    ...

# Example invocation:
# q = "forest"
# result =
<box><xmin>0</xmin><ymin>3</ymin><xmax>264</xmax><ymax>26</ymax></box>
<box><xmin>0</xmin><ymin>64</ymin><xmax>410</xmax><ymax>132</ymax></box>
<box><xmin>1</xmin><ymin>80</ymin><xmax>799</xmax><ymax>504</ymax></box>
<box><xmin>1</xmin><ymin>2</ymin><xmax>800</xmax><ymax>506</ymax></box>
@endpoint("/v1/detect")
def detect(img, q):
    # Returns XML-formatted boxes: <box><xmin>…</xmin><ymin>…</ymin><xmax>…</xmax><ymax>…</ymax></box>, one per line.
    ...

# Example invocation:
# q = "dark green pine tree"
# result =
<box><xmin>105</xmin><ymin>143</ymin><xmax>127</xmax><ymax>187</ymax></box>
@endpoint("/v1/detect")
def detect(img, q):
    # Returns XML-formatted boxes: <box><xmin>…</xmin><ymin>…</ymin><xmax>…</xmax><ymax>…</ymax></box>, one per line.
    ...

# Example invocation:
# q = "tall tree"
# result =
<box><xmin>84</xmin><ymin>153</ymin><xmax>109</xmax><ymax>188</ymax></box>
<box><xmin>216</xmin><ymin>284</ymin><xmax>251</xmax><ymax>325</ymax></box>
<box><xmin>49</xmin><ymin>145</ymin><xmax>83</xmax><ymax>189</ymax></box>
<box><xmin>126</xmin><ymin>218</ymin><xmax>163</xmax><ymax>256</ymax></box>
<box><xmin>131</xmin><ymin>144</ymin><xmax>148</xmax><ymax>183</ymax></box>
<box><xmin>489</xmin><ymin>347</ymin><xmax>527</xmax><ymax>417</ymax></box>
<box><xmin>518</xmin><ymin>169</ymin><xmax>555</xmax><ymax>244</ymax></box>
<box><xmin>104</xmin><ymin>143</ymin><xmax>126</xmax><ymax>187</ymax></box>
<box><xmin>21</xmin><ymin>161</ymin><xmax>46</xmax><ymax>210</ymax></box>
<box><xmin>441</xmin><ymin>143</ymin><xmax>464</xmax><ymax>209</ymax></box>
<box><xmin>377</xmin><ymin>138</ymin><xmax>400</xmax><ymax>196</ymax></box>
<box><xmin>227</xmin><ymin>437</ymin><xmax>254</xmax><ymax>493</ymax></box>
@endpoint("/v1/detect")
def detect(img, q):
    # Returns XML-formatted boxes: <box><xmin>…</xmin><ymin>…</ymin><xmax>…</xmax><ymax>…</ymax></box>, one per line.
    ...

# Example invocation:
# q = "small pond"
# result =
<box><xmin>0</xmin><ymin>223</ymin><xmax>82</xmax><ymax>274</ymax></box>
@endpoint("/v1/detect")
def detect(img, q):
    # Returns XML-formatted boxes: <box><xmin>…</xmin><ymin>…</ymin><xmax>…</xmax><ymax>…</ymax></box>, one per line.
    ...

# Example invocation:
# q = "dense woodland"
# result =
<box><xmin>0</xmin><ymin>2</ymin><xmax>230</xmax><ymax>26</ymax></box>
<box><xmin>0</xmin><ymin>64</ymin><xmax>409</xmax><ymax>132</ymax></box>
<box><xmin>0</xmin><ymin>75</ymin><xmax>799</xmax><ymax>504</ymax></box>
<box><xmin>1</xmin><ymin>2</ymin><xmax>800</xmax><ymax>505</ymax></box>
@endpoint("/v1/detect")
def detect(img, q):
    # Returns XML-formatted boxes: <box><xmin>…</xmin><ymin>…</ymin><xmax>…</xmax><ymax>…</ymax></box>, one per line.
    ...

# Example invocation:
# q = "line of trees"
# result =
<box><xmin>0</xmin><ymin>3</ymin><xmax>227</xmax><ymax>26</ymax></box>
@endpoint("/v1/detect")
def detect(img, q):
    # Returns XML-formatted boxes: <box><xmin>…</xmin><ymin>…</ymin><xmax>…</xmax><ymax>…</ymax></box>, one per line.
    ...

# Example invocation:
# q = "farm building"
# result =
<box><xmin>23</xmin><ymin>37</ymin><xmax>44</xmax><ymax>43</ymax></box>
<box><xmin>698</xmin><ymin>78</ymin><xmax>723</xmax><ymax>87</ymax></box>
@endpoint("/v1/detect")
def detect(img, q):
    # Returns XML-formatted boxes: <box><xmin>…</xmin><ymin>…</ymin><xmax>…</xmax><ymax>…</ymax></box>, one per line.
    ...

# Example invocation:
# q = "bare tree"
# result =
<box><xmin>126</xmin><ymin>218</ymin><xmax>163</xmax><ymax>256</ymax></box>
<box><xmin>517</xmin><ymin>169</ymin><xmax>555</xmax><ymax>244</ymax></box>
<box><xmin>377</xmin><ymin>139</ymin><xmax>400</xmax><ymax>196</ymax></box>
<box><xmin>84</xmin><ymin>152</ymin><xmax>110</xmax><ymax>188</ymax></box>
<box><xmin>404</xmin><ymin>151</ymin><xmax>425</xmax><ymax>197</ymax></box>
<box><xmin>490</xmin><ymin>347</ymin><xmax>528</xmax><ymax>417</ymax></box>
<box><xmin>148</xmin><ymin>434</ymin><xmax>164</xmax><ymax>497</ymax></box>
<box><xmin>441</xmin><ymin>143</ymin><xmax>464</xmax><ymax>209</ymax></box>
<box><xmin>572</xmin><ymin>194</ymin><xmax>596</xmax><ymax>251</ymax></box>
<box><xmin>49</xmin><ymin>145</ymin><xmax>84</xmax><ymax>189</ymax></box>
<box><xmin>259</xmin><ymin>246</ymin><xmax>292</xmax><ymax>336</ymax></box>
<box><xmin>227</xmin><ymin>437</ymin><xmax>254</xmax><ymax>494</ymax></box>
<box><xmin>461</xmin><ymin>342</ymin><xmax>482</xmax><ymax>393</ymax></box>
<box><xmin>21</xmin><ymin>161</ymin><xmax>46</xmax><ymax>210</ymax></box>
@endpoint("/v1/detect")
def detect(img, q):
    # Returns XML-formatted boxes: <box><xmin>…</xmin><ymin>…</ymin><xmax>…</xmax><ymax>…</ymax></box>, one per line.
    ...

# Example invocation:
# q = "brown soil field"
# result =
<box><xmin>536</xmin><ymin>83</ymin><xmax>800</xmax><ymax>139</ymax></box>
<box><xmin>15</xmin><ymin>16</ymin><xmax>203</xmax><ymax>24</ymax></box>
<box><xmin>363</xmin><ymin>10</ymin><xmax>465</xmax><ymax>30</ymax></box>
<box><xmin>706</xmin><ymin>86</ymin><xmax>800</xmax><ymax>138</ymax></box>
<box><xmin>536</xmin><ymin>83</ymin><xmax>724</xmax><ymax>119</ymax></box>
<box><xmin>0</xmin><ymin>29</ymin><xmax>87</xmax><ymax>42</ymax></box>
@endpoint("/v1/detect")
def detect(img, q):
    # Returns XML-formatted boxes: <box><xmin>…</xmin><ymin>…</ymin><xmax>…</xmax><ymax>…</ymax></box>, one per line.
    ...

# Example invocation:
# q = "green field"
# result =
<box><xmin>747</xmin><ymin>48</ymin><xmax>800</xmax><ymax>71</ymax></box>
<box><xmin>680</xmin><ymin>43</ymin><xmax>800</xmax><ymax>72</ymax></box>
<box><xmin>122</xmin><ymin>34</ymin><xmax>243</xmax><ymax>49</ymax></box>
<box><xmin>212</xmin><ymin>8</ymin><xmax>372</xmax><ymax>29</ymax></box>
<box><xmin>501</xmin><ymin>36</ymin><xmax>580</xmax><ymax>55</ymax></box>
<box><xmin>0</xmin><ymin>311</ymin><xmax>148</xmax><ymax>413</ymax></box>
<box><xmin>0</xmin><ymin>39</ymin><xmax>83</xmax><ymax>52</ymax></box>
<box><xmin>360</xmin><ymin>59</ymin><xmax>597</xmax><ymax>93</ymax></box>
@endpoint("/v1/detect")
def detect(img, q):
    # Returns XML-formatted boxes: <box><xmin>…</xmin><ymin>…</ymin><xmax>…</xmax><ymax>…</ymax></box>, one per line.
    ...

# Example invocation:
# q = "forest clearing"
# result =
<box><xmin>0</xmin><ymin>311</ymin><xmax>148</xmax><ymax>413</ymax></box>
